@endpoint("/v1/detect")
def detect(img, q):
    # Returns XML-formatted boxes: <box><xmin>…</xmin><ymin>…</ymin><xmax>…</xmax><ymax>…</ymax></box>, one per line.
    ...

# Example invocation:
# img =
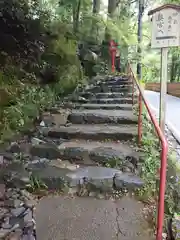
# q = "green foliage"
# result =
<box><xmin>0</xmin><ymin>63</ymin><xmax>83</xmax><ymax>142</ymax></box>
<box><xmin>0</xmin><ymin>0</ymin><xmax>86</xmax><ymax>141</ymax></box>
<box><xmin>137</xmin><ymin>111</ymin><xmax>160</xmax><ymax>200</ymax></box>
<box><xmin>26</xmin><ymin>175</ymin><xmax>48</xmax><ymax>192</ymax></box>
<box><xmin>136</xmin><ymin>108</ymin><xmax>180</xmax><ymax>223</ymax></box>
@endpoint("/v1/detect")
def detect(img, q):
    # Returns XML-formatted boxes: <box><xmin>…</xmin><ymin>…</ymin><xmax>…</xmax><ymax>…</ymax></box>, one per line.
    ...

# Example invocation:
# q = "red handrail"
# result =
<box><xmin>127</xmin><ymin>63</ymin><xmax>168</xmax><ymax>240</ymax></box>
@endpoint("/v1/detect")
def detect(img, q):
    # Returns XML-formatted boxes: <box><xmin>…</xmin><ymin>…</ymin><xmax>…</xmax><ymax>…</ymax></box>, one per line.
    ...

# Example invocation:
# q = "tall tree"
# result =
<box><xmin>93</xmin><ymin>0</ymin><xmax>100</xmax><ymax>13</ymax></box>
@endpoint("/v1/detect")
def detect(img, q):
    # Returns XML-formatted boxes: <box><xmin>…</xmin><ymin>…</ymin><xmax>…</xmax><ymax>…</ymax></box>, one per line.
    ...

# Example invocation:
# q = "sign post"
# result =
<box><xmin>160</xmin><ymin>47</ymin><xmax>168</xmax><ymax>133</ymax></box>
<box><xmin>148</xmin><ymin>4</ymin><xmax>180</xmax><ymax>134</ymax></box>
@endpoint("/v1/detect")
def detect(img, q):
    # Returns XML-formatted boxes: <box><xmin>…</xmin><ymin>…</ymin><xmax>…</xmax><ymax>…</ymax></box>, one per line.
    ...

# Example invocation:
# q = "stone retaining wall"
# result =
<box><xmin>145</xmin><ymin>82</ymin><xmax>180</xmax><ymax>97</ymax></box>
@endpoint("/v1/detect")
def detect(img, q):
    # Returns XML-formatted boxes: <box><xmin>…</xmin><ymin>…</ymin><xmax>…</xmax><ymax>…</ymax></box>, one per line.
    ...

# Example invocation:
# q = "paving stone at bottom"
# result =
<box><xmin>35</xmin><ymin>196</ymin><xmax>154</xmax><ymax>240</ymax></box>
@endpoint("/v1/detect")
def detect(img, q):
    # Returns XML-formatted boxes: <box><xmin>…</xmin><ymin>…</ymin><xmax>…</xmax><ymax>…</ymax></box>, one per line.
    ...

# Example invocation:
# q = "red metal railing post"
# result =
<box><xmin>138</xmin><ymin>93</ymin><xmax>142</xmax><ymax>145</ymax></box>
<box><xmin>156</xmin><ymin>140</ymin><xmax>168</xmax><ymax>240</ymax></box>
<box><xmin>128</xmin><ymin>62</ymin><xmax>168</xmax><ymax>240</ymax></box>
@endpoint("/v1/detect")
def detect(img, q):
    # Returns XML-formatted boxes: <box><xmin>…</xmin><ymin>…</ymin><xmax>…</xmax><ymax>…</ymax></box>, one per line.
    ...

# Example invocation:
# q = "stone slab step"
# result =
<box><xmin>29</xmin><ymin>140</ymin><xmax>139</xmax><ymax>171</ymax></box>
<box><xmin>94</xmin><ymin>92</ymin><xmax>133</xmax><ymax>99</ymax></box>
<box><xmin>97</xmin><ymin>80</ymin><xmax>132</xmax><ymax>86</ymax></box>
<box><xmin>57</xmin><ymin>140</ymin><xmax>139</xmax><ymax>170</ymax></box>
<box><xmin>28</xmin><ymin>161</ymin><xmax>144</xmax><ymax>192</ymax></box>
<box><xmin>42</xmin><ymin>124</ymin><xmax>137</xmax><ymax>141</ymax></box>
<box><xmin>79</xmin><ymin>92</ymin><xmax>134</xmax><ymax>99</ymax></box>
<box><xmin>67</xmin><ymin>109</ymin><xmax>137</xmax><ymax>124</ymax></box>
<box><xmin>69</xmin><ymin>103</ymin><xmax>133</xmax><ymax>110</ymax></box>
<box><xmin>86</xmin><ymin>85</ymin><xmax>132</xmax><ymax>93</ymax></box>
<box><xmin>36</xmin><ymin>196</ymin><xmax>153</xmax><ymax>240</ymax></box>
<box><xmin>89</xmin><ymin>98</ymin><xmax>134</xmax><ymax>104</ymax></box>
<box><xmin>78</xmin><ymin>92</ymin><xmax>132</xmax><ymax>99</ymax></box>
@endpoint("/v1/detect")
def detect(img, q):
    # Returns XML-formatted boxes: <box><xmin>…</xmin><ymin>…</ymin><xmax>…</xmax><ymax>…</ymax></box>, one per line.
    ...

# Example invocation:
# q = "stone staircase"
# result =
<box><xmin>28</xmin><ymin>75</ymin><xmax>143</xmax><ymax>194</ymax></box>
<box><xmin>3</xmin><ymin>75</ymin><xmax>154</xmax><ymax>239</ymax></box>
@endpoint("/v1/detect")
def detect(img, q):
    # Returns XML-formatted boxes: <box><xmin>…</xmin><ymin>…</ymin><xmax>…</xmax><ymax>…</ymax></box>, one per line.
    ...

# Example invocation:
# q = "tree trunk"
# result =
<box><xmin>108</xmin><ymin>0</ymin><xmax>117</xmax><ymax>18</ymax></box>
<box><xmin>103</xmin><ymin>0</ymin><xmax>119</xmax><ymax>69</ymax></box>
<box><xmin>73</xmin><ymin>0</ymin><xmax>81</xmax><ymax>34</ymax></box>
<box><xmin>93</xmin><ymin>0</ymin><xmax>100</xmax><ymax>13</ymax></box>
<box><xmin>91</xmin><ymin>0</ymin><xmax>101</xmax><ymax>42</ymax></box>
<box><xmin>104</xmin><ymin>0</ymin><xmax>117</xmax><ymax>41</ymax></box>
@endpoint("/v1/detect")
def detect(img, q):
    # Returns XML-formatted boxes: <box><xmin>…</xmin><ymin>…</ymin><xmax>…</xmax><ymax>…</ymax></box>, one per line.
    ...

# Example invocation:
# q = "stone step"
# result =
<box><xmin>97</xmin><ymin>80</ymin><xmax>132</xmax><ymax>86</ymax></box>
<box><xmin>86</xmin><ymin>85</ymin><xmax>132</xmax><ymax>93</ymax></box>
<box><xmin>41</xmin><ymin>124</ymin><xmax>137</xmax><ymax>141</ymax></box>
<box><xmin>68</xmin><ymin>103</ymin><xmax>133</xmax><ymax>110</ymax></box>
<box><xmin>57</xmin><ymin>140</ymin><xmax>140</xmax><ymax>170</ymax></box>
<box><xmin>28</xmin><ymin>161</ymin><xmax>144</xmax><ymax>193</ymax></box>
<box><xmin>78</xmin><ymin>92</ymin><xmax>133</xmax><ymax>99</ymax></box>
<box><xmin>89</xmin><ymin>98</ymin><xmax>134</xmax><ymax>104</ymax></box>
<box><xmin>29</xmin><ymin>139</ymin><xmax>140</xmax><ymax>172</ymax></box>
<box><xmin>94</xmin><ymin>92</ymin><xmax>133</xmax><ymax>99</ymax></box>
<box><xmin>67</xmin><ymin>109</ymin><xmax>137</xmax><ymax>124</ymax></box>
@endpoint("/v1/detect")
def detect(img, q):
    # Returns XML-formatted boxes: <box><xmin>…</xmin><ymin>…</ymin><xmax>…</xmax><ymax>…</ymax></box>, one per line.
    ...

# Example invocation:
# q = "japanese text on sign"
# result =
<box><xmin>151</xmin><ymin>8</ymin><xmax>180</xmax><ymax>48</ymax></box>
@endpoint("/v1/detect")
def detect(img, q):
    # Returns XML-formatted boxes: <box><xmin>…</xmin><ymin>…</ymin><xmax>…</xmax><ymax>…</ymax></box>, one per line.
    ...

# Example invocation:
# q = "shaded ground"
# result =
<box><xmin>35</xmin><ymin>195</ymin><xmax>154</xmax><ymax>240</ymax></box>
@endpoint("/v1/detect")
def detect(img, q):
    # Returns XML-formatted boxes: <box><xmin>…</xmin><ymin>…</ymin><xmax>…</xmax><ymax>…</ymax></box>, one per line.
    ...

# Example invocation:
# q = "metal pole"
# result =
<box><xmin>159</xmin><ymin>48</ymin><xmax>168</xmax><ymax>134</ymax></box>
<box><xmin>137</xmin><ymin>0</ymin><xmax>144</xmax><ymax>80</ymax></box>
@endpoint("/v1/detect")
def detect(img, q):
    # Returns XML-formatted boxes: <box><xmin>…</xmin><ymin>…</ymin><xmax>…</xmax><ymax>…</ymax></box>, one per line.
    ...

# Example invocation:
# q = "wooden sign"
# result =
<box><xmin>151</xmin><ymin>7</ymin><xmax>180</xmax><ymax>48</ymax></box>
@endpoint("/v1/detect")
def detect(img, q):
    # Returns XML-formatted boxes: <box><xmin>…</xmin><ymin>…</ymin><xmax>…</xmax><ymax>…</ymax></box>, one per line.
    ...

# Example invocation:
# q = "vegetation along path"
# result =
<box><xmin>1</xmin><ymin>75</ymin><xmax>154</xmax><ymax>240</ymax></box>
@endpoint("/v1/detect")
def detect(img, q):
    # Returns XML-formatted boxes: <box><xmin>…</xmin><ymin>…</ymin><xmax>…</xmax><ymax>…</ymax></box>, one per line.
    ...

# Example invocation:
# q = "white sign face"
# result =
<box><xmin>151</xmin><ymin>8</ymin><xmax>180</xmax><ymax>48</ymax></box>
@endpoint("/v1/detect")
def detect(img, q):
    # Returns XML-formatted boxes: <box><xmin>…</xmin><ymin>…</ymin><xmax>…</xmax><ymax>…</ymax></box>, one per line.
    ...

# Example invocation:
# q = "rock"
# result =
<box><xmin>1</xmin><ymin>152</ymin><xmax>14</xmax><ymax>161</ymax></box>
<box><xmin>5</xmin><ymin>188</ymin><xmax>20</xmax><ymax>200</ymax></box>
<box><xmin>0</xmin><ymin>208</ymin><xmax>8</xmax><ymax>220</ymax></box>
<box><xmin>0</xmin><ymin>184</ymin><xmax>5</xmax><ymax>200</ymax></box>
<box><xmin>40</xmin><ymin>121</ymin><xmax>45</xmax><ymax>127</ymax></box>
<box><xmin>23</xmin><ymin>209</ymin><xmax>33</xmax><ymax>225</ymax></box>
<box><xmin>4</xmin><ymin>199</ymin><xmax>22</xmax><ymax>208</ymax></box>
<box><xmin>7</xmin><ymin>229</ymin><xmax>22</xmax><ymax>240</ymax></box>
<box><xmin>78</xmin><ymin>92</ymin><xmax>94</xmax><ymax>99</ymax></box>
<box><xmin>114</xmin><ymin>172</ymin><xmax>144</xmax><ymax>190</ymax></box>
<box><xmin>20</xmin><ymin>190</ymin><xmax>34</xmax><ymax>201</ymax></box>
<box><xmin>11</xmin><ymin>207</ymin><xmax>26</xmax><ymax>217</ymax></box>
<box><xmin>10</xmin><ymin>169</ymin><xmax>31</xmax><ymax>188</ymax></box>
<box><xmin>66</xmin><ymin>166</ymin><xmax>120</xmax><ymax>189</ymax></box>
<box><xmin>41</xmin><ymin>114</ymin><xmax>55</xmax><ymax>127</ymax></box>
<box><xmin>0</xmin><ymin>228</ymin><xmax>10</xmax><ymax>238</ymax></box>
<box><xmin>22</xmin><ymin>234</ymin><xmax>36</xmax><ymax>240</ymax></box>
<box><xmin>30</xmin><ymin>144</ymin><xmax>61</xmax><ymax>159</ymax></box>
<box><xmin>2</xmin><ymin>217</ymin><xmax>12</xmax><ymax>229</ymax></box>
<box><xmin>0</xmin><ymin>155</ymin><xmax>5</xmax><ymax>165</ymax></box>
<box><xmin>12</xmin><ymin>200</ymin><xmax>23</xmax><ymax>208</ymax></box>
<box><xmin>31</xmin><ymin>138</ymin><xmax>46</xmax><ymax>145</ymax></box>
<box><xmin>0</xmin><ymin>223</ymin><xmax>19</xmax><ymax>239</ymax></box>
<box><xmin>27</xmin><ymin>161</ymin><xmax>72</xmax><ymax>190</ymax></box>
<box><xmin>7</xmin><ymin>143</ymin><xmax>21</xmax><ymax>153</ymax></box>
<box><xmin>24</xmin><ymin>199</ymin><xmax>37</xmax><ymax>209</ymax></box>
<box><xmin>71</xmin><ymin>96</ymin><xmax>88</xmax><ymax>103</ymax></box>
